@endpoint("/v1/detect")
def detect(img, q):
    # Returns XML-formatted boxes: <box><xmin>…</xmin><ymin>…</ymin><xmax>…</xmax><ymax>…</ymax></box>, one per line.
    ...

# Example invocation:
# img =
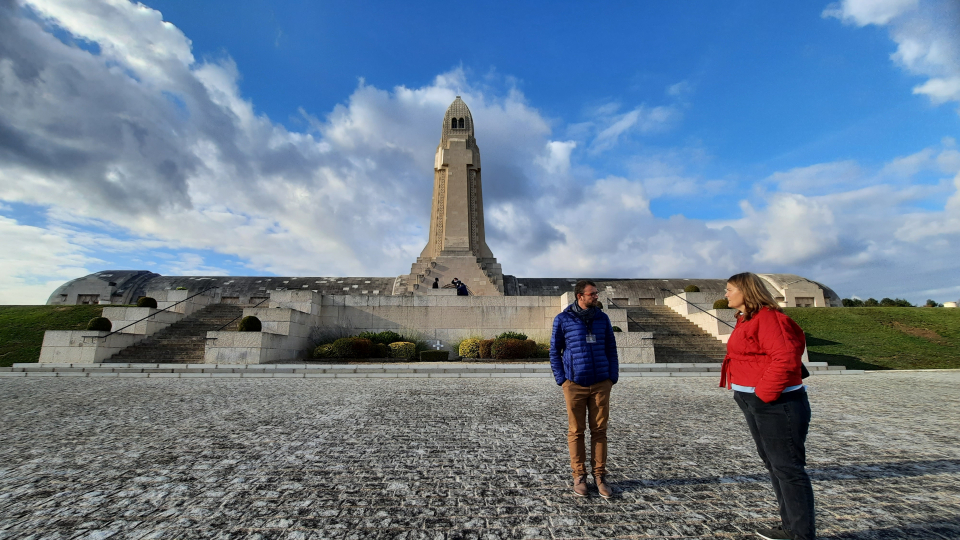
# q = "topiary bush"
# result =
<box><xmin>331</xmin><ymin>337</ymin><xmax>374</xmax><ymax>358</ymax></box>
<box><xmin>358</xmin><ymin>330</ymin><xmax>404</xmax><ymax>345</ymax></box>
<box><xmin>238</xmin><ymin>316</ymin><xmax>262</xmax><ymax>332</ymax></box>
<box><xmin>420</xmin><ymin>350</ymin><xmax>449</xmax><ymax>362</ymax></box>
<box><xmin>313</xmin><ymin>344</ymin><xmax>335</xmax><ymax>358</ymax></box>
<box><xmin>375</xmin><ymin>343</ymin><xmax>391</xmax><ymax>359</ymax></box>
<box><xmin>496</xmin><ymin>331</ymin><xmax>528</xmax><ymax>341</ymax></box>
<box><xmin>137</xmin><ymin>297</ymin><xmax>158</xmax><ymax>308</ymax></box>
<box><xmin>533</xmin><ymin>342</ymin><xmax>550</xmax><ymax>358</ymax></box>
<box><xmin>389</xmin><ymin>341</ymin><xmax>416</xmax><ymax>360</ymax></box>
<box><xmin>86</xmin><ymin>317</ymin><xmax>112</xmax><ymax>332</ymax></box>
<box><xmin>479</xmin><ymin>339</ymin><xmax>495</xmax><ymax>359</ymax></box>
<box><xmin>491</xmin><ymin>338</ymin><xmax>528</xmax><ymax>360</ymax></box>
<box><xmin>683</xmin><ymin>285</ymin><xmax>700</xmax><ymax>293</ymax></box>
<box><xmin>459</xmin><ymin>338</ymin><xmax>481</xmax><ymax>358</ymax></box>
<box><xmin>713</xmin><ymin>299</ymin><xmax>729</xmax><ymax>309</ymax></box>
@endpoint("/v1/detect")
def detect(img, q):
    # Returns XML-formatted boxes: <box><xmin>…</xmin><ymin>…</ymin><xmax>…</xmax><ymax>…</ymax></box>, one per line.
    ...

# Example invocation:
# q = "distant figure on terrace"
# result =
<box><xmin>432</xmin><ymin>278</ymin><xmax>439</xmax><ymax>289</ymax></box>
<box><xmin>456</xmin><ymin>281</ymin><xmax>468</xmax><ymax>296</ymax></box>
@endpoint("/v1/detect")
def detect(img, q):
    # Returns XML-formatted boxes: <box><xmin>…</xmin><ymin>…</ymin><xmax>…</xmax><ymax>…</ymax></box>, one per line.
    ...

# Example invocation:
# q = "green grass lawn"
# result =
<box><xmin>785</xmin><ymin>307</ymin><xmax>960</xmax><ymax>370</ymax></box>
<box><xmin>0</xmin><ymin>305</ymin><xmax>103</xmax><ymax>367</ymax></box>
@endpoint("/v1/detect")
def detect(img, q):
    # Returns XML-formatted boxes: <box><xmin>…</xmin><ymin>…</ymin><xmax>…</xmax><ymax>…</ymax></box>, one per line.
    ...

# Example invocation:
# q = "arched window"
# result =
<box><xmin>458</xmin><ymin>117</ymin><xmax>465</xmax><ymax>129</ymax></box>
<box><xmin>451</xmin><ymin>118</ymin><xmax>457</xmax><ymax>129</ymax></box>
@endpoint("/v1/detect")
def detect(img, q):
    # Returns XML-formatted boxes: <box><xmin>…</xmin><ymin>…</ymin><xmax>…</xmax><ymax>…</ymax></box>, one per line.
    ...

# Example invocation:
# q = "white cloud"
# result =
<box><xmin>823</xmin><ymin>0</ymin><xmax>918</xmax><ymax>26</ymax></box>
<box><xmin>825</xmin><ymin>0</ymin><xmax>960</xmax><ymax>112</ymax></box>
<box><xmin>0</xmin><ymin>215</ymin><xmax>95</xmax><ymax>304</ymax></box>
<box><xmin>1</xmin><ymin>0</ymin><xmax>959</xmax><ymax>307</ymax></box>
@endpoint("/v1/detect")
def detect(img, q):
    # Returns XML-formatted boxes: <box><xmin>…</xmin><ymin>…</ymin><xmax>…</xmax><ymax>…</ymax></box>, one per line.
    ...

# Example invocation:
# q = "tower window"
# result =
<box><xmin>451</xmin><ymin>118</ymin><xmax>457</xmax><ymax>129</ymax></box>
<box><xmin>458</xmin><ymin>118</ymin><xmax>464</xmax><ymax>129</ymax></box>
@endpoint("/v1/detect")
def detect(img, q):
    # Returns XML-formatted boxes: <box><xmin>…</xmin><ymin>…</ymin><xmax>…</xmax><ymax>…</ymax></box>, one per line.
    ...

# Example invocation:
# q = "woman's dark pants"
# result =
<box><xmin>735</xmin><ymin>390</ymin><xmax>815</xmax><ymax>540</ymax></box>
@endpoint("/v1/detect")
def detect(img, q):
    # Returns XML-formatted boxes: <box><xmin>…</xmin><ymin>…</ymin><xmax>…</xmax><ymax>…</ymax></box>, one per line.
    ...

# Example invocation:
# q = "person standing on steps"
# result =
<box><xmin>549</xmin><ymin>279</ymin><xmax>619</xmax><ymax>498</ymax></box>
<box><xmin>721</xmin><ymin>272</ymin><xmax>815</xmax><ymax>540</ymax></box>
<box><xmin>432</xmin><ymin>277</ymin><xmax>439</xmax><ymax>289</ymax></box>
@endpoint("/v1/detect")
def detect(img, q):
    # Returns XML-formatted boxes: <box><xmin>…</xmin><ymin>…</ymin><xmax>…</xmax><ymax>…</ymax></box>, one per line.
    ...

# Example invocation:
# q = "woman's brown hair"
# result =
<box><xmin>727</xmin><ymin>272</ymin><xmax>782</xmax><ymax>321</ymax></box>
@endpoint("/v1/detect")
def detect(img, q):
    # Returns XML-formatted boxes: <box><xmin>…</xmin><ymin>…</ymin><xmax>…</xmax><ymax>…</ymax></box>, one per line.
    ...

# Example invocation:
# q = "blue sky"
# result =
<box><xmin>1</xmin><ymin>0</ymin><xmax>958</xmax><ymax>305</ymax></box>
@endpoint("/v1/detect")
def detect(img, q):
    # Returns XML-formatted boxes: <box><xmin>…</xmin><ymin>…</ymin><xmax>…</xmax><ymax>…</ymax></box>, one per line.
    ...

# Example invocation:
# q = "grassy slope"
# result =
<box><xmin>785</xmin><ymin>307</ymin><xmax>960</xmax><ymax>370</ymax></box>
<box><xmin>0</xmin><ymin>305</ymin><xmax>103</xmax><ymax>367</ymax></box>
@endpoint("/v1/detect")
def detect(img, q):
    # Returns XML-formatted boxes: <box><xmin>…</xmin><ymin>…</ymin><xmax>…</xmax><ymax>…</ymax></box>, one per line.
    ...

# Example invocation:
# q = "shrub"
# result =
<box><xmin>683</xmin><ymin>285</ymin><xmax>700</xmax><ymax>293</ymax></box>
<box><xmin>420</xmin><ymin>350</ymin><xmax>449</xmax><ymax>361</ymax></box>
<box><xmin>137</xmin><ymin>297</ymin><xmax>158</xmax><ymax>308</ymax></box>
<box><xmin>375</xmin><ymin>343</ymin><xmax>391</xmax><ymax>358</ymax></box>
<box><xmin>86</xmin><ymin>317</ymin><xmax>112</xmax><ymax>331</ymax></box>
<box><xmin>459</xmin><ymin>338</ymin><xmax>481</xmax><ymax>358</ymax></box>
<box><xmin>479</xmin><ymin>339</ymin><xmax>495</xmax><ymax>359</ymax></box>
<box><xmin>313</xmin><ymin>344</ymin><xmax>335</xmax><ymax>358</ymax></box>
<box><xmin>713</xmin><ymin>299</ymin><xmax>729</xmax><ymax>309</ymax></box>
<box><xmin>358</xmin><ymin>330</ymin><xmax>404</xmax><ymax>345</ymax></box>
<box><xmin>238</xmin><ymin>316</ymin><xmax>262</xmax><ymax>332</ymax></box>
<box><xmin>331</xmin><ymin>337</ymin><xmax>375</xmax><ymax>358</ymax></box>
<box><xmin>175</xmin><ymin>287</ymin><xmax>187</xmax><ymax>290</ymax></box>
<box><xmin>864</xmin><ymin>298</ymin><xmax>879</xmax><ymax>307</ymax></box>
<box><xmin>389</xmin><ymin>341</ymin><xmax>416</xmax><ymax>360</ymax></box>
<box><xmin>612</xmin><ymin>326</ymin><xmax>622</xmax><ymax>332</ymax></box>
<box><xmin>533</xmin><ymin>342</ymin><xmax>551</xmax><ymax>358</ymax></box>
<box><xmin>496</xmin><ymin>331</ymin><xmax>528</xmax><ymax>341</ymax></box>
<box><xmin>491</xmin><ymin>338</ymin><xmax>528</xmax><ymax>360</ymax></box>
<box><xmin>842</xmin><ymin>298</ymin><xmax>865</xmax><ymax>307</ymax></box>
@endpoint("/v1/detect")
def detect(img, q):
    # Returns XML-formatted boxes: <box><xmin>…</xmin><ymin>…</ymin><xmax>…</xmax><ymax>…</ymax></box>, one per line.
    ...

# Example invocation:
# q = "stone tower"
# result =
<box><xmin>394</xmin><ymin>97</ymin><xmax>504</xmax><ymax>295</ymax></box>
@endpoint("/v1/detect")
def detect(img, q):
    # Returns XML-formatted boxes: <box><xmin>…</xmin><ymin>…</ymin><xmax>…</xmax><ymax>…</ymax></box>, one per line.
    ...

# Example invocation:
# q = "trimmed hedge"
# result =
<box><xmin>533</xmin><ymin>342</ymin><xmax>550</xmax><ymax>358</ymax></box>
<box><xmin>389</xmin><ymin>341</ymin><xmax>416</xmax><ymax>360</ymax></box>
<box><xmin>683</xmin><ymin>285</ymin><xmax>700</xmax><ymax>293</ymax></box>
<box><xmin>137</xmin><ymin>297</ymin><xmax>158</xmax><ymax>308</ymax></box>
<box><xmin>459</xmin><ymin>338</ymin><xmax>481</xmax><ymax>358</ymax></box>
<box><xmin>479</xmin><ymin>339</ymin><xmax>495</xmax><ymax>359</ymax></box>
<box><xmin>331</xmin><ymin>337</ymin><xmax>375</xmax><ymax>358</ymax></box>
<box><xmin>420</xmin><ymin>350</ymin><xmax>449</xmax><ymax>362</ymax></box>
<box><xmin>713</xmin><ymin>299</ymin><xmax>729</xmax><ymax>309</ymax></box>
<box><xmin>491</xmin><ymin>338</ymin><xmax>529</xmax><ymax>360</ymax></box>
<box><xmin>86</xmin><ymin>317</ymin><xmax>112</xmax><ymax>331</ymax></box>
<box><xmin>358</xmin><ymin>330</ymin><xmax>404</xmax><ymax>345</ymax></box>
<box><xmin>238</xmin><ymin>316</ymin><xmax>261</xmax><ymax>332</ymax></box>
<box><xmin>496</xmin><ymin>331</ymin><xmax>528</xmax><ymax>341</ymax></box>
<box><xmin>314</xmin><ymin>344</ymin><xmax>335</xmax><ymax>358</ymax></box>
<box><xmin>375</xmin><ymin>343</ymin><xmax>391</xmax><ymax>359</ymax></box>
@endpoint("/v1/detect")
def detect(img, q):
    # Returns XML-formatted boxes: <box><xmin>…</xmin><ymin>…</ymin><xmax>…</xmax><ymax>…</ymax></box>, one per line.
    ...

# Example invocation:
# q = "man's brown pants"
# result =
<box><xmin>562</xmin><ymin>378</ymin><xmax>612</xmax><ymax>478</ymax></box>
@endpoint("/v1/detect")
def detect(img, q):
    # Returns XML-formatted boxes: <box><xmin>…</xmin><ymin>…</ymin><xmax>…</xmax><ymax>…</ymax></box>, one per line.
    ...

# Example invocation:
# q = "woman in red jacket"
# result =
<box><xmin>721</xmin><ymin>273</ymin><xmax>815</xmax><ymax>540</ymax></box>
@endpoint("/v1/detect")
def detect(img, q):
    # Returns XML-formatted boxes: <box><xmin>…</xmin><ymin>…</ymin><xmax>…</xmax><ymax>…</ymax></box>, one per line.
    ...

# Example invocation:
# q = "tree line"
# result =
<box><xmin>841</xmin><ymin>298</ymin><xmax>945</xmax><ymax>308</ymax></box>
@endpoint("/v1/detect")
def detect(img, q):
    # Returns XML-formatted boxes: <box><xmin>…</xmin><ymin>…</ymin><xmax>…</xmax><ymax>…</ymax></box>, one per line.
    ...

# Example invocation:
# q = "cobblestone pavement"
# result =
<box><xmin>1</xmin><ymin>372</ymin><xmax>958</xmax><ymax>540</ymax></box>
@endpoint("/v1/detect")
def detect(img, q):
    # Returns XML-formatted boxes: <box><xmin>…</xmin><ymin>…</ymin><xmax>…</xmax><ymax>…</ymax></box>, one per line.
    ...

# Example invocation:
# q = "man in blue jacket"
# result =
<box><xmin>550</xmin><ymin>280</ymin><xmax>619</xmax><ymax>498</ymax></box>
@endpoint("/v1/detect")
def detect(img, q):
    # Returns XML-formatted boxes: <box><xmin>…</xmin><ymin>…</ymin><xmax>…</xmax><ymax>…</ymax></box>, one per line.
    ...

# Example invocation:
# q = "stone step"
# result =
<box><xmin>6</xmin><ymin>362</ymin><xmax>864</xmax><ymax>378</ymax></box>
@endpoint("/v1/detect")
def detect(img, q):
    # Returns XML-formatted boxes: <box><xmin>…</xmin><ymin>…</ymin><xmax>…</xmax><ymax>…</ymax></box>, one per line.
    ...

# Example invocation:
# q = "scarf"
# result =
<box><xmin>570</xmin><ymin>301</ymin><xmax>597</xmax><ymax>330</ymax></box>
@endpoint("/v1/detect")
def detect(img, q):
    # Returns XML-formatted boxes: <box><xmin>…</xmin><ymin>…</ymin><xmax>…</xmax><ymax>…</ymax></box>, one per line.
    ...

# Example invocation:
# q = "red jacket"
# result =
<box><xmin>720</xmin><ymin>307</ymin><xmax>806</xmax><ymax>403</ymax></box>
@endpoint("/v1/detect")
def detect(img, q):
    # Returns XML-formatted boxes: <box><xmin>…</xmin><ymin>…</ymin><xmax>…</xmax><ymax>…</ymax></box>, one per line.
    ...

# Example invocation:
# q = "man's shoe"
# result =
<box><xmin>755</xmin><ymin>525</ymin><xmax>793</xmax><ymax>540</ymax></box>
<box><xmin>595</xmin><ymin>475</ymin><xmax>613</xmax><ymax>499</ymax></box>
<box><xmin>572</xmin><ymin>475</ymin><xmax>588</xmax><ymax>497</ymax></box>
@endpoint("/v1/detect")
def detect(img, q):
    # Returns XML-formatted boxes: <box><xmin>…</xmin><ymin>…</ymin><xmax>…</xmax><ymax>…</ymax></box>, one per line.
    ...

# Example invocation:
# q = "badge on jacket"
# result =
<box><xmin>586</xmin><ymin>334</ymin><xmax>596</xmax><ymax>343</ymax></box>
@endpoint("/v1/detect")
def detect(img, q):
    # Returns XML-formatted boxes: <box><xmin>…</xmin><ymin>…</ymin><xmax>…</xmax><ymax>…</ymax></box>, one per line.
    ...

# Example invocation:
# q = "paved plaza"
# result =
<box><xmin>1</xmin><ymin>371</ymin><xmax>958</xmax><ymax>539</ymax></box>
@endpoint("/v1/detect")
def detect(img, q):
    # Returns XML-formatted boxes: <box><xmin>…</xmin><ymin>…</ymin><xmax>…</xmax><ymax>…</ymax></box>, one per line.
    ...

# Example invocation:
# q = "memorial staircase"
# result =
<box><xmin>626</xmin><ymin>305</ymin><xmax>729</xmax><ymax>363</ymax></box>
<box><xmin>395</xmin><ymin>256</ymin><xmax>504</xmax><ymax>295</ymax></box>
<box><xmin>105</xmin><ymin>304</ymin><xmax>243</xmax><ymax>364</ymax></box>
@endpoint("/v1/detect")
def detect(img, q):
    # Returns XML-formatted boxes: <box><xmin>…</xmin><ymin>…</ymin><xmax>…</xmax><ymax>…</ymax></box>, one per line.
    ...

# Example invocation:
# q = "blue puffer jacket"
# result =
<box><xmin>550</xmin><ymin>304</ymin><xmax>619</xmax><ymax>386</ymax></box>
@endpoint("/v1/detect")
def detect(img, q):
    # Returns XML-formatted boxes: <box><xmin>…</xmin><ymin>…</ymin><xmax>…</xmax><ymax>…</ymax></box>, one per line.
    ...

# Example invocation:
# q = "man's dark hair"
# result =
<box><xmin>575</xmin><ymin>280</ymin><xmax>597</xmax><ymax>298</ymax></box>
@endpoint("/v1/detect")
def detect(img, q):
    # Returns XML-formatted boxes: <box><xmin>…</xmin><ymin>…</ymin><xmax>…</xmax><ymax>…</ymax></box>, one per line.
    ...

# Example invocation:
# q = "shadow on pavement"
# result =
<box><xmin>616</xmin><ymin>458</ymin><xmax>960</xmax><ymax>492</ymax></box>
<box><xmin>821</xmin><ymin>517</ymin><xmax>960</xmax><ymax>539</ymax></box>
